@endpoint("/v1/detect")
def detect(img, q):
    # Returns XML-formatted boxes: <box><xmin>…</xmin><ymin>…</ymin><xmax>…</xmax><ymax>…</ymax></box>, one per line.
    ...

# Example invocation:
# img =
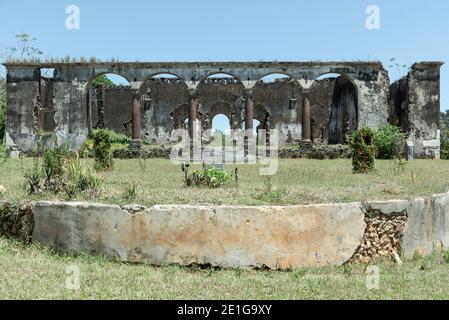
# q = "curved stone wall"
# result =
<box><xmin>31</xmin><ymin>192</ymin><xmax>449</xmax><ymax>269</ymax></box>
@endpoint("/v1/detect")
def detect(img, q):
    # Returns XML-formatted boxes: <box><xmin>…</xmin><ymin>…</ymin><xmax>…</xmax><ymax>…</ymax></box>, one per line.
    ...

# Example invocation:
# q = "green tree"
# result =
<box><xmin>91</xmin><ymin>75</ymin><xmax>115</xmax><ymax>89</ymax></box>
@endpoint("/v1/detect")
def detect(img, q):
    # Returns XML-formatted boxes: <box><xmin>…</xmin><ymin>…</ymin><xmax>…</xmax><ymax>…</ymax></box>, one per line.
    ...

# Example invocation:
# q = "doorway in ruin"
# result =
<box><xmin>210</xmin><ymin>114</ymin><xmax>231</xmax><ymax>148</ymax></box>
<box><xmin>326</xmin><ymin>76</ymin><xmax>358</xmax><ymax>144</ymax></box>
<box><xmin>87</xmin><ymin>73</ymin><xmax>131</xmax><ymax>135</ymax></box>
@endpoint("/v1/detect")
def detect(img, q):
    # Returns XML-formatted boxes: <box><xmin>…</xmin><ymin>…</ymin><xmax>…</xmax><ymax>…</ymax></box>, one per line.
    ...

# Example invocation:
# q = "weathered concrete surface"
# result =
<box><xmin>32</xmin><ymin>201</ymin><xmax>365</xmax><ymax>269</ymax></box>
<box><xmin>31</xmin><ymin>192</ymin><xmax>449</xmax><ymax>268</ymax></box>
<box><xmin>389</xmin><ymin>62</ymin><xmax>444</xmax><ymax>158</ymax></box>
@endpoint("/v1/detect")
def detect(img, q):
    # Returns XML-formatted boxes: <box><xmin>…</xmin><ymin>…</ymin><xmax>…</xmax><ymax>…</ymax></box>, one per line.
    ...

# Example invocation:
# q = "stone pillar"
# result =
<box><xmin>244</xmin><ymin>89</ymin><xmax>254</xmax><ymax>161</ymax></box>
<box><xmin>188</xmin><ymin>90</ymin><xmax>199</xmax><ymax>162</ymax></box>
<box><xmin>244</xmin><ymin>89</ymin><xmax>254</xmax><ymax>140</ymax></box>
<box><xmin>188</xmin><ymin>90</ymin><xmax>199</xmax><ymax>140</ymax></box>
<box><xmin>132</xmin><ymin>93</ymin><xmax>141</xmax><ymax>140</ymax></box>
<box><xmin>302</xmin><ymin>96</ymin><xmax>311</xmax><ymax>141</ymax></box>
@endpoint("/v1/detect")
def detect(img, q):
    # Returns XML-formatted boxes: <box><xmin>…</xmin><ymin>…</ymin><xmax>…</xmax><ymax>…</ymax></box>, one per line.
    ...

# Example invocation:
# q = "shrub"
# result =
<box><xmin>441</xmin><ymin>129</ymin><xmax>449</xmax><ymax>160</ymax></box>
<box><xmin>65</xmin><ymin>156</ymin><xmax>103</xmax><ymax>198</ymax></box>
<box><xmin>24</xmin><ymin>158</ymin><xmax>42</xmax><ymax>195</ymax></box>
<box><xmin>0</xmin><ymin>201</ymin><xmax>34</xmax><ymax>244</ymax></box>
<box><xmin>349</xmin><ymin>127</ymin><xmax>376</xmax><ymax>173</ymax></box>
<box><xmin>42</xmin><ymin>143</ymin><xmax>70</xmax><ymax>191</ymax></box>
<box><xmin>122</xmin><ymin>183</ymin><xmax>137</xmax><ymax>202</ymax></box>
<box><xmin>374</xmin><ymin>125</ymin><xmax>406</xmax><ymax>159</ymax></box>
<box><xmin>181</xmin><ymin>164</ymin><xmax>233</xmax><ymax>188</ymax></box>
<box><xmin>92</xmin><ymin>129</ymin><xmax>113</xmax><ymax>170</ymax></box>
<box><xmin>79</xmin><ymin>138</ymin><xmax>94</xmax><ymax>158</ymax></box>
<box><xmin>443</xmin><ymin>249</ymin><xmax>449</xmax><ymax>264</ymax></box>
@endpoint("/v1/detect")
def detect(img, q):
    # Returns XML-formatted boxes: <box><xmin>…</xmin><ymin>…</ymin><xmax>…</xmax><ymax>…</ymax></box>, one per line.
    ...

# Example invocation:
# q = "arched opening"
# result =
<box><xmin>253</xmin><ymin>104</ymin><xmax>271</xmax><ymax>145</ymax></box>
<box><xmin>310</xmin><ymin>73</ymin><xmax>358</xmax><ymax>144</ymax></box>
<box><xmin>197</xmin><ymin>74</ymin><xmax>245</xmax><ymax>143</ymax></box>
<box><xmin>328</xmin><ymin>76</ymin><xmax>358</xmax><ymax>144</ymax></box>
<box><xmin>258</xmin><ymin>73</ymin><xmax>291</xmax><ymax>83</ymax></box>
<box><xmin>87</xmin><ymin>73</ymin><xmax>131</xmax><ymax>135</ymax></box>
<box><xmin>210</xmin><ymin>114</ymin><xmax>231</xmax><ymax>147</ymax></box>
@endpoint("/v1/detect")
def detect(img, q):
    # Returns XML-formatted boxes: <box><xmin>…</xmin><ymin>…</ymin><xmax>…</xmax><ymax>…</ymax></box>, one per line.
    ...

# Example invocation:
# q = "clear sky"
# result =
<box><xmin>1</xmin><ymin>0</ymin><xmax>448</xmax><ymax>112</ymax></box>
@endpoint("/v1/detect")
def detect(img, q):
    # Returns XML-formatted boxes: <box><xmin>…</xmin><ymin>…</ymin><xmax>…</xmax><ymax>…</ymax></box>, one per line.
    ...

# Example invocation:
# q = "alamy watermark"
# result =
<box><xmin>365</xmin><ymin>265</ymin><xmax>380</xmax><ymax>290</ymax></box>
<box><xmin>65</xmin><ymin>5</ymin><xmax>80</xmax><ymax>30</ymax></box>
<box><xmin>169</xmin><ymin>127</ymin><xmax>279</xmax><ymax>176</ymax></box>
<box><xmin>65</xmin><ymin>264</ymin><xmax>80</xmax><ymax>290</ymax></box>
<box><xmin>365</xmin><ymin>5</ymin><xmax>380</xmax><ymax>30</ymax></box>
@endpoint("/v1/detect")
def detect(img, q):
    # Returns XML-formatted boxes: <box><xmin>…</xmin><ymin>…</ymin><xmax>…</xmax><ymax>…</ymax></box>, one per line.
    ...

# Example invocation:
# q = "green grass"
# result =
<box><xmin>1</xmin><ymin>237</ymin><xmax>449</xmax><ymax>299</ymax></box>
<box><xmin>1</xmin><ymin>158</ymin><xmax>449</xmax><ymax>206</ymax></box>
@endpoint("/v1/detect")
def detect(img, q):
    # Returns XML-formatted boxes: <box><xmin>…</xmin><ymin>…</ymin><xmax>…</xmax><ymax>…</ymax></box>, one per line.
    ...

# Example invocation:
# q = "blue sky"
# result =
<box><xmin>1</xmin><ymin>0</ymin><xmax>448</xmax><ymax>113</ymax></box>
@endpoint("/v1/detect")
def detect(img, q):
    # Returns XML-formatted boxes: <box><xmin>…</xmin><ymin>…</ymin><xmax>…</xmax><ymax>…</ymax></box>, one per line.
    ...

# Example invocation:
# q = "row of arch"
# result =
<box><xmin>86</xmin><ymin>70</ymin><xmax>360</xmax><ymax>92</ymax></box>
<box><xmin>86</xmin><ymin>71</ymin><xmax>359</xmax><ymax>145</ymax></box>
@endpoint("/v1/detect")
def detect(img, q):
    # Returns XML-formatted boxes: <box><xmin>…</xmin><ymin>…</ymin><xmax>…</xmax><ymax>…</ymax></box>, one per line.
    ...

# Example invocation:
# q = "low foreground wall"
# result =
<box><xmin>32</xmin><ymin>192</ymin><xmax>449</xmax><ymax>269</ymax></box>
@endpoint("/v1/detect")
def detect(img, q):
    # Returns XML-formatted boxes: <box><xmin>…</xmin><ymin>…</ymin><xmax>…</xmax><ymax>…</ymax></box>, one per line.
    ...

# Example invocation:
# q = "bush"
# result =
<box><xmin>441</xmin><ymin>129</ymin><xmax>449</xmax><ymax>160</ymax></box>
<box><xmin>42</xmin><ymin>143</ymin><xmax>70</xmax><ymax>191</ymax></box>
<box><xmin>202</xmin><ymin>167</ymin><xmax>233</xmax><ymax>188</ymax></box>
<box><xmin>181</xmin><ymin>164</ymin><xmax>233</xmax><ymax>188</ymax></box>
<box><xmin>374</xmin><ymin>125</ymin><xmax>406</xmax><ymax>159</ymax></box>
<box><xmin>24</xmin><ymin>158</ymin><xmax>42</xmax><ymax>195</ymax></box>
<box><xmin>65</xmin><ymin>156</ymin><xmax>103</xmax><ymax>198</ymax></box>
<box><xmin>349</xmin><ymin>127</ymin><xmax>376</xmax><ymax>173</ymax></box>
<box><xmin>0</xmin><ymin>201</ymin><xmax>34</xmax><ymax>243</ymax></box>
<box><xmin>92</xmin><ymin>129</ymin><xmax>113</xmax><ymax>170</ymax></box>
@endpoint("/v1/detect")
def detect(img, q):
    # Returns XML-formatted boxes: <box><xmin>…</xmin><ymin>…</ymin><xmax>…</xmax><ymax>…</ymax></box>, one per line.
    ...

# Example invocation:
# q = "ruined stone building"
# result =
<box><xmin>2</xmin><ymin>61</ymin><xmax>443</xmax><ymax>158</ymax></box>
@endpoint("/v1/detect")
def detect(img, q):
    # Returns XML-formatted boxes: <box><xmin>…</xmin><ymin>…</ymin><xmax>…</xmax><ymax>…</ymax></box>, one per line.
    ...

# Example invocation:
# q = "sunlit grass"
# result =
<box><xmin>1</xmin><ymin>237</ymin><xmax>449</xmax><ymax>299</ymax></box>
<box><xmin>0</xmin><ymin>158</ymin><xmax>449</xmax><ymax>206</ymax></box>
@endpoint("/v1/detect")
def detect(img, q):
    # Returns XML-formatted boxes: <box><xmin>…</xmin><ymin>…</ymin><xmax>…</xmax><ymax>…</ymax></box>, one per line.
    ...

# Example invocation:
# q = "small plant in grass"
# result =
<box><xmin>181</xmin><ymin>164</ymin><xmax>232</xmax><ymax>188</ymax></box>
<box><xmin>92</xmin><ymin>129</ymin><xmax>113</xmax><ymax>170</ymax></box>
<box><xmin>65</xmin><ymin>156</ymin><xmax>103</xmax><ymax>199</ymax></box>
<box><xmin>24</xmin><ymin>158</ymin><xmax>41</xmax><ymax>195</ymax></box>
<box><xmin>374</xmin><ymin>125</ymin><xmax>406</xmax><ymax>159</ymax></box>
<box><xmin>42</xmin><ymin>143</ymin><xmax>70</xmax><ymax>192</ymax></box>
<box><xmin>256</xmin><ymin>189</ymin><xmax>286</xmax><ymax>204</ymax></box>
<box><xmin>292</xmin><ymin>268</ymin><xmax>307</xmax><ymax>279</ymax></box>
<box><xmin>443</xmin><ymin>250</ymin><xmax>449</xmax><ymax>264</ymax></box>
<box><xmin>122</xmin><ymin>183</ymin><xmax>137</xmax><ymax>202</ymax></box>
<box><xmin>202</xmin><ymin>167</ymin><xmax>232</xmax><ymax>188</ymax></box>
<box><xmin>349</xmin><ymin>127</ymin><xmax>376</xmax><ymax>174</ymax></box>
<box><xmin>392</xmin><ymin>156</ymin><xmax>408</xmax><ymax>175</ymax></box>
<box><xmin>441</xmin><ymin>129</ymin><xmax>449</xmax><ymax>160</ymax></box>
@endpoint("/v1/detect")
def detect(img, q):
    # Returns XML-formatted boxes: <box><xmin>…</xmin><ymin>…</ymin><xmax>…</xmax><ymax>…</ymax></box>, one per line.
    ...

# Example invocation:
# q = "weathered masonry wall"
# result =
<box><xmin>3</xmin><ymin>61</ymin><xmax>443</xmax><ymax>157</ymax></box>
<box><xmin>32</xmin><ymin>192</ymin><xmax>449</xmax><ymax>269</ymax></box>
<box><xmin>390</xmin><ymin>62</ymin><xmax>444</xmax><ymax>158</ymax></box>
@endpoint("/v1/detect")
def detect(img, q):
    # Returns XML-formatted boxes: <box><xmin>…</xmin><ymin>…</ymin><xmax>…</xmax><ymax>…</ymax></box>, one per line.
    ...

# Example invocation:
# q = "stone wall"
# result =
<box><xmin>6</xmin><ymin>62</ymin><xmax>388</xmax><ymax>151</ymax></box>
<box><xmin>390</xmin><ymin>62</ymin><xmax>444</xmax><ymax>158</ymax></box>
<box><xmin>32</xmin><ymin>192</ymin><xmax>449</xmax><ymax>269</ymax></box>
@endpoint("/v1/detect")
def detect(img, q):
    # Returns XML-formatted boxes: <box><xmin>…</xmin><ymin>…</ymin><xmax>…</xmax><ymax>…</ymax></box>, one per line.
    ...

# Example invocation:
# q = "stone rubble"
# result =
<box><xmin>348</xmin><ymin>211</ymin><xmax>408</xmax><ymax>264</ymax></box>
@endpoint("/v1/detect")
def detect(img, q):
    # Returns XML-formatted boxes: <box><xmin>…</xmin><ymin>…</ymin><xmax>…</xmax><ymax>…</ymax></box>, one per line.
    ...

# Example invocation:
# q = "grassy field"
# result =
<box><xmin>1</xmin><ymin>237</ymin><xmax>449</xmax><ymax>299</ymax></box>
<box><xmin>1</xmin><ymin>158</ymin><xmax>449</xmax><ymax>206</ymax></box>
